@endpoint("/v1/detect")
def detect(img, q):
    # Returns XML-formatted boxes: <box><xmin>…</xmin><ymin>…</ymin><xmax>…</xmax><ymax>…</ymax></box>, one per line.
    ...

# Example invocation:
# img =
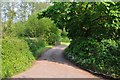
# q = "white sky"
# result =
<box><xmin>1</xmin><ymin>0</ymin><xmax>51</xmax><ymax>2</ymax></box>
<box><xmin>1</xmin><ymin>0</ymin><xmax>118</xmax><ymax>2</ymax></box>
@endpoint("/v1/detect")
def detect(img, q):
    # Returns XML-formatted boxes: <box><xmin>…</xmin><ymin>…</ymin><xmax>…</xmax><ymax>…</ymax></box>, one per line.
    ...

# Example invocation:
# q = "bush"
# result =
<box><xmin>10</xmin><ymin>22</ymin><xmax>26</xmax><ymax>37</ymax></box>
<box><xmin>64</xmin><ymin>38</ymin><xmax>120</xmax><ymax>78</ymax></box>
<box><xmin>46</xmin><ymin>26</ymin><xmax>61</xmax><ymax>45</ymax></box>
<box><xmin>25</xmin><ymin>38</ymin><xmax>46</xmax><ymax>58</ymax></box>
<box><xmin>5</xmin><ymin>13</ymin><xmax>61</xmax><ymax>45</ymax></box>
<box><xmin>61</xmin><ymin>36</ymin><xmax>70</xmax><ymax>43</ymax></box>
<box><xmin>39</xmin><ymin>18</ymin><xmax>61</xmax><ymax>45</ymax></box>
<box><xmin>2</xmin><ymin>37</ymin><xmax>35</xmax><ymax>78</ymax></box>
<box><xmin>24</xmin><ymin>13</ymin><xmax>61</xmax><ymax>45</ymax></box>
<box><xmin>2</xmin><ymin>22</ymin><xmax>26</xmax><ymax>38</ymax></box>
<box><xmin>61</xmin><ymin>28</ymin><xmax>70</xmax><ymax>43</ymax></box>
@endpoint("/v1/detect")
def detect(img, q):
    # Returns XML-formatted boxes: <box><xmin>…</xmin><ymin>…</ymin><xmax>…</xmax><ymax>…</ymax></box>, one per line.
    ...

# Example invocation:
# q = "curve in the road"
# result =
<box><xmin>12</xmin><ymin>45</ymin><xmax>99</xmax><ymax>78</ymax></box>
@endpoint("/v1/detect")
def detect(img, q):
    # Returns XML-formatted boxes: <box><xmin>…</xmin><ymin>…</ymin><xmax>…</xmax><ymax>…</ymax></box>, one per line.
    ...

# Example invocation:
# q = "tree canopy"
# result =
<box><xmin>38</xmin><ymin>2</ymin><xmax>120</xmax><ymax>41</ymax></box>
<box><xmin>38</xmin><ymin>2</ymin><xmax>120</xmax><ymax>78</ymax></box>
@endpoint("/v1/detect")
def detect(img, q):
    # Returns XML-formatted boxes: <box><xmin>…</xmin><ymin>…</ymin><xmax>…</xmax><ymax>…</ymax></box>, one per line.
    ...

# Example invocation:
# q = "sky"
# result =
<box><xmin>1</xmin><ymin>0</ymin><xmax>118</xmax><ymax>2</ymax></box>
<box><xmin>1</xmin><ymin>1</ymin><xmax>50</xmax><ymax>22</ymax></box>
<box><xmin>1</xmin><ymin>0</ymin><xmax>51</xmax><ymax>2</ymax></box>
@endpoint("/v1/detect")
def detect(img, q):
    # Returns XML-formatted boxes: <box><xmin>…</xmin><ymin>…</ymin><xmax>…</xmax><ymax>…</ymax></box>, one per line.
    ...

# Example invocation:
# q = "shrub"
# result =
<box><xmin>24</xmin><ymin>13</ymin><xmax>61</xmax><ymax>45</ymax></box>
<box><xmin>46</xmin><ymin>26</ymin><xmax>61</xmax><ymax>45</ymax></box>
<box><xmin>2</xmin><ymin>37</ymin><xmax>35</xmax><ymax>78</ymax></box>
<box><xmin>5</xmin><ymin>13</ymin><xmax>61</xmax><ymax>45</ymax></box>
<box><xmin>10</xmin><ymin>22</ymin><xmax>26</xmax><ymax>37</ymax></box>
<box><xmin>2</xmin><ymin>22</ymin><xmax>26</xmax><ymax>38</ymax></box>
<box><xmin>25</xmin><ymin>37</ymin><xmax>46</xmax><ymax>58</ymax></box>
<box><xmin>61</xmin><ymin>36</ymin><xmax>70</xmax><ymax>43</ymax></box>
<box><xmin>64</xmin><ymin>38</ymin><xmax>120</xmax><ymax>78</ymax></box>
<box><xmin>61</xmin><ymin>28</ymin><xmax>70</xmax><ymax>43</ymax></box>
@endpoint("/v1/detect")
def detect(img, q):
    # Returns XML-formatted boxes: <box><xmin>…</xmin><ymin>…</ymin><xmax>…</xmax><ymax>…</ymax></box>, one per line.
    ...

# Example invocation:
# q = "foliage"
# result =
<box><xmin>1</xmin><ymin>2</ymin><xmax>59</xmax><ymax>78</ymax></box>
<box><xmin>64</xmin><ymin>38</ymin><xmax>120</xmax><ymax>78</ymax></box>
<box><xmin>25</xmin><ymin>38</ymin><xmax>46</xmax><ymax>59</ymax></box>
<box><xmin>61</xmin><ymin>36</ymin><xmax>70</xmax><ymax>43</ymax></box>
<box><xmin>24</xmin><ymin>13</ymin><xmax>61</xmax><ymax>45</ymax></box>
<box><xmin>24</xmin><ymin>13</ymin><xmax>43</xmax><ymax>37</ymax></box>
<box><xmin>4</xmin><ymin>12</ymin><xmax>61</xmax><ymax>45</ymax></box>
<box><xmin>61</xmin><ymin>28</ymin><xmax>70</xmax><ymax>42</ymax></box>
<box><xmin>39</xmin><ymin>18</ymin><xmax>61</xmax><ymax>45</ymax></box>
<box><xmin>38</xmin><ymin>2</ymin><xmax>120</xmax><ymax>40</ymax></box>
<box><xmin>38</xmin><ymin>2</ymin><xmax>120</xmax><ymax>78</ymax></box>
<box><xmin>2</xmin><ymin>37</ymin><xmax>35</xmax><ymax>78</ymax></box>
<box><xmin>9</xmin><ymin>22</ymin><xmax>26</xmax><ymax>37</ymax></box>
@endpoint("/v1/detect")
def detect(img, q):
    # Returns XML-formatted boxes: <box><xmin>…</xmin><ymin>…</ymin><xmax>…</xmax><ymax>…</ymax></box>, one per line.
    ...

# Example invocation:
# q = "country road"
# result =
<box><xmin>12</xmin><ymin>44</ymin><xmax>99</xmax><ymax>78</ymax></box>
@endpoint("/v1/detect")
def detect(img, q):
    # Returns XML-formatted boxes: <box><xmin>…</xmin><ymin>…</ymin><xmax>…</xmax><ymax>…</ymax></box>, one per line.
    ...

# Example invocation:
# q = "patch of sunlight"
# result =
<box><xmin>61</xmin><ymin>42</ymin><xmax>70</xmax><ymax>45</ymax></box>
<box><xmin>46</xmin><ymin>45</ymin><xmax>53</xmax><ymax>48</ymax></box>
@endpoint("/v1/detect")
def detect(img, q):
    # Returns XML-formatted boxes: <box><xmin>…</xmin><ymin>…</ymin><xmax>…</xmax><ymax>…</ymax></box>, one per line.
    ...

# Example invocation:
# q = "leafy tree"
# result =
<box><xmin>24</xmin><ymin>13</ymin><xmax>61</xmax><ymax>45</ymax></box>
<box><xmin>38</xmin><ymin>2</ymin><xmax>120</xmax><ymax>78</ymax></box>
<box><xmin>38</xmin><ymin>2</ymin><xmax>120</xmax><ymax>41</ymax></box>
<box><xmin>2</xmin><ymin>2</ymin><xmax>16</xmax><ymax>35</ymax></box>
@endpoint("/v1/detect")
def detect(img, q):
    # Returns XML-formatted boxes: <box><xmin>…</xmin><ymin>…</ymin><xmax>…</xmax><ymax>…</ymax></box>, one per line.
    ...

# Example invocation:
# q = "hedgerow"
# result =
<box><xmin>25</xmin><ymin>38</ymin><xmax>46</xmax><ymax>59</ymax></box>
<box><xmin>64</xmin><ymin>38</ymin><xmax>120</xmax><ymax>78</ymax></box>
<box><xmin>2</xmin><ymin>37</ymin><xmax>35</xmax><ymax>78</ymax></box>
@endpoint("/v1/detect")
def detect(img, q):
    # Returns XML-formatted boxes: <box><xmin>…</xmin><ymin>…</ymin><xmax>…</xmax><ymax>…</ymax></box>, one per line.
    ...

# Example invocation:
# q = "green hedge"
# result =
<box><xmin>2</xmin><ymin>37</ymin><xmax>35</xmax><ymax>78</ymax></box>
<box><xmin>24</xmin><ymin>13</ymin><xmax>61</xmax><ymax>45</ymax></box>
<box><xmin>64</xmin><ymin>38</ymin><xmax>120</xmax><ymax>78</ymax></box>
<box><xmin>61</xmin><ymin>36</ymin><xmax>70</xmax><ymax>43</ymax></box>
<box><xmin>25</xmin><ymin>38</ymin><xmax>46</xmax><ymax>59</ymax></box>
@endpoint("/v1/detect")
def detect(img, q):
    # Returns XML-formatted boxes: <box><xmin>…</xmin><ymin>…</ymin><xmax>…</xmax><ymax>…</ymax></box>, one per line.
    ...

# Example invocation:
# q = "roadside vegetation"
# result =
<box><xmin>2</xmin><ymin>2</ymin><xmax>70</xmax><ymax>78</ymax></box>
<box><xmin>3</xmin><ymin>1</ymin><xmax>119</xmax><ymax>79</ymax></box>
<box><xmin>2</xmin><ymin>37</ymin><xmax>35</xmax><ymax>78</ymax></box>
<box><xmin>38</xmin><ymin>2</ymin><xmax>120</xmax><ymax>78</ymax></box>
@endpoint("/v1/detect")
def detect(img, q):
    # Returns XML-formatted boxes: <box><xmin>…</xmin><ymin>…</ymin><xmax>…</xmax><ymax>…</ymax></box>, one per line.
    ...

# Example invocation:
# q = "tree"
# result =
<box><xmin>1</xmin><ymin>2</ymin><xmax>16</xmax><ymax>36</ymax></box>
<box><xmin>38</xmin><ymin>2</ymin><xmax>120</xmax><ymax>41</ymax></box>
<box><xmin>38</xmin><ymin>2</ymin><xmax>120</xmax><ymax>78</ymax></box>
<box><xmin>24</xmin><ymin>13</ymin><xmax>61</xmax><ymax>45</ymax></box>
<box><xmin>1</xmin><ymin>2</ymin><xmax>51</xmax><ymax>37</ymax></box>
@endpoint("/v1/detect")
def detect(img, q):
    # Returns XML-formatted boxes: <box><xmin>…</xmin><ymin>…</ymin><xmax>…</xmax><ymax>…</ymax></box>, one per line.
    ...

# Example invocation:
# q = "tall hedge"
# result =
<box><xmin>2</xmin><ymin>37</ymin><xmax>35</xmax><ymax>78</ymax></box>
<box><xmin>64</xmin><ymin>38</ymin><xmax>120</xmax><ymax>78</ymax></box>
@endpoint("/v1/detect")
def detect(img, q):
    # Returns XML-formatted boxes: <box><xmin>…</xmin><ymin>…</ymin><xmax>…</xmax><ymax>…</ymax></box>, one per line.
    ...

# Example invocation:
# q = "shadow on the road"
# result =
<box><xmin>37</xmin><ymin>45</ymin><xmax>119</xmax><ymax>80</ymax></box>
<box><xmin>37</xmin><ymin>44</ymin><xmax>78</xmax><ymax>68</ymax></box>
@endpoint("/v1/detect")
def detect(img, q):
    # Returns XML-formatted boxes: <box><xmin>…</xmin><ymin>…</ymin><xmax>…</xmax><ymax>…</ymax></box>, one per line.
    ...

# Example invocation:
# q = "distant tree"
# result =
<box><xmin>1</xmin><ymin>2</ymin><xmax>16</xmax><ymax>35</ymax></box>
<box><xmin>1</xmin><ymin>2</ymin><xmax>50</xmax><ymax>37</ymax></box>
